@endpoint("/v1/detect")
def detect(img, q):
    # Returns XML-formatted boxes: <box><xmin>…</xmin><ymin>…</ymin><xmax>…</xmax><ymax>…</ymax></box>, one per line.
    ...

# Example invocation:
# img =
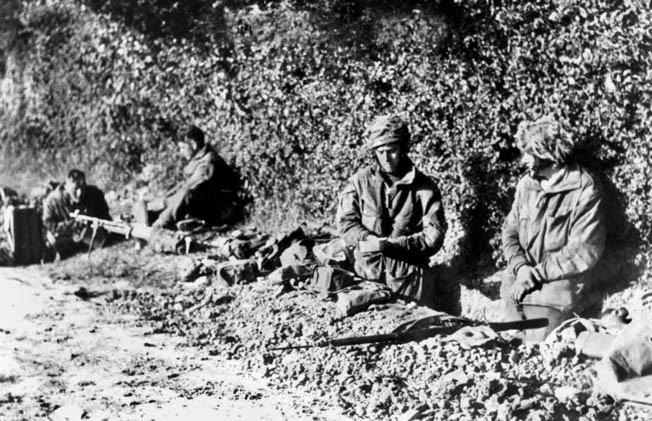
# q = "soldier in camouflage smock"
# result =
<box><xmin>337</xmin><ymin>115</ymin><xmax>460</xmax><ymax>314</ymax></box>
<box><xmin>501</xmin><ymin>116</ymin><xmax>610</xmax><ymax>341</ymax></box>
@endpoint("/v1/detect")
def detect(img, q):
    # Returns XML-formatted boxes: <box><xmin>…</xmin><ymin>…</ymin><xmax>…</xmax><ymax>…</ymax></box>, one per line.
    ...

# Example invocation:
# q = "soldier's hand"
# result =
<box><xmin>511</xmin><ymin>266</ymin><xmax>540</xmax><ymax>302</ymax></box>
<box><xmin>151</xmin><ymin>218</ymin><xmax>166</xmax><ymax>229</ymax></box>
<box><xmin>55</xmin><ymin>219</ymin><xmax>77</xmax><ymax>237</ymax></box>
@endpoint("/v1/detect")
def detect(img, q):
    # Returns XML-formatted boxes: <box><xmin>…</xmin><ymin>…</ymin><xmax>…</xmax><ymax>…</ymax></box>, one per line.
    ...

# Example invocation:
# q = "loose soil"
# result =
<box><xmin>1</xmin><ymin>241</ymin><xmax>650</xmax><ymax>420</ymax></box>
<box><xmin>0</xmin><ymin>244</ymin><xmax>347</xmax><ymax>421</ymax></box>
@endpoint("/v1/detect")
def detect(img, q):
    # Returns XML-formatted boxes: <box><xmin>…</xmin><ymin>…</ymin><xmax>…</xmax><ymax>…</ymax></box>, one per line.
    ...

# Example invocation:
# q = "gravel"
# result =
<box><xmin>106</xmin><ymin>270</ymin><xmax>635</xmax><ymax>421</ymax></box>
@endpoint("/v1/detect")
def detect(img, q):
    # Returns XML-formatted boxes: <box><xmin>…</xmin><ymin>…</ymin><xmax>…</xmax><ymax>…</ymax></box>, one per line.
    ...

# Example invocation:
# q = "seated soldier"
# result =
<box><xmin>501</xmin><ymin>116</ymin><xmax>609</xmax><ymax>342</ymax></box>
<box><xmin>141</xmin><ymin>125</ymin><xmax>242</xmax><ymax>229</ymax></box>
<box><xmin>336</xmin><ymin>115</ymin><xmax>460</xmax><ymax>314</ymax></box>
<box><xmin>42</xmin><ymin>169</ymin><xmax>111</xmax><ymax>257</ymax></box>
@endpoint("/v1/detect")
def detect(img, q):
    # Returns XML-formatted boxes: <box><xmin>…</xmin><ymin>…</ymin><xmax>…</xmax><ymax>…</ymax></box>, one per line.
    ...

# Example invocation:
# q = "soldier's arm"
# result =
<box><xmin>388</xmin><ymin>183</ymin><xmax>447</xmax><ymax>256</ymax></box>
<box><xmin>94</xmin><ymin>188</ymin><xmax>112</xmax><ymax>220</ymax></box>
<box><xmin>534</xmin><ymin>188</ymin><xmax>606</xmax><ymax>282</ymax></box>
<box><xmin>336</xmin><ymin>182</ymin><xmax>375</xmax><ymax>245</ymax></box>
<box><xmin>42</xmin><ymin>195</ymin><xmax>72</xmax><ymax>236</ymax></box>
<box><xmin>42</xmin><ymin>197</ymin><xmax>57</xmax><ymax>232</ymax></box>
<box><xmin>502</xmin><ymin>182</ymin><xmax>530</xmax><ymax>276</ymax></box>
<box><xmin>183</xmin><ymin>158</ymin><xmax>214</xmax><ymax>192</ymax></box>
<box><xmin>153</xmin><ymin>159</ymin><xmax>216</xmax><ymax>227</ymax></box>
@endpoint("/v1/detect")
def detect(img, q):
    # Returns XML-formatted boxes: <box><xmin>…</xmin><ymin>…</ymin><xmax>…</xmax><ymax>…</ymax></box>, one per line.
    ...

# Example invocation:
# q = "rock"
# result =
<box><xmin>267</xmin><ymin>267</ymin><xmax>287</xmax><ymax>285</ymax></box>
<box><xmin>177</xmin><ymin>257</ymin><xmax>200</xmax><ymax>282</ymax></box>
<box><xmin>0</xmin><ymin>354</ymin><xmax>22</xmax><ymax>381</ymax></box>
<box><xmin>496</xmin><ymin>400</ymin><xmax>513</xmax><ymax>421</ymax></box>
<box><xmin>442</xmin><ymin>368</ymin><xmax>469</xmax><ymax>385</ymax></box>
<box><xmin>212</xmin><ymin>294</ymin><xmax>234</xmax><ymax>306</ymax></box>
<box><xmin>397</xmin><ymin>408</ymin><xmax>424</xmax><ymax>421</ymax></box>
<box><xmin>73</xmin><ymin>287</ymin><xmax>90</xmax><ymax>300</ymax></box>
<box><xmin>540</xmin><ymin>383</ymin><xmax>552</xmax><ymax>395</ymax></box>
<box><xmin>525</xmin><ymin>409</ymin><xmax>547</xmax><ymax>421</ymax></box>
<box><xmin>484</xmin><ymin>395</ymin><xmax>501</xmax><ymax>414</ymax></box>
<box><xmin>554</xmin><ymin>386</ymin><xmax>580</xmax><ymax>402</ymax></box>
<box><xmin>517</xmin><ymin>397</ymin><xmax>537</xmax><ymax>411</ymax></box>
<box><xmin>109</xmin><ymin>289</ymin><xmax>121</xmax><ymax>301</ymax></box>
<box><xmin>508</xmin><ymin>349</ymin><xmax>521</xmax><ymax>364</ymax></box>
<box><xmin>193</xmin><ymin>276</ymin><xmax>210</xmax><ymax>288</ymax></box>
<box><xmin>49</xmin><ymin>405</ymin><xmax>86</xmax><ymax>421</ymax></box>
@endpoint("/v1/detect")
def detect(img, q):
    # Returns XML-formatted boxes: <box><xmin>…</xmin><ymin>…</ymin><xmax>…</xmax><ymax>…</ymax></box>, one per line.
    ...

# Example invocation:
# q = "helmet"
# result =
<box><xmin>365</xmin><ymin>115</ymin><xmax>410</xmax><ymax>149</ymax></box>
<box><xmin>515</xmin><ymin>116</ymin><xmax>574</xmax><ymax>165</ymax></box>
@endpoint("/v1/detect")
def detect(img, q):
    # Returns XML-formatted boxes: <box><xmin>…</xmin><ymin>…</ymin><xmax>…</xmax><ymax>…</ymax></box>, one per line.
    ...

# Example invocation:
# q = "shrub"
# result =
<box><xmin>1</xmin><ymin>0</ymin><xmax>650</xmax><ymax>273</ymax></box>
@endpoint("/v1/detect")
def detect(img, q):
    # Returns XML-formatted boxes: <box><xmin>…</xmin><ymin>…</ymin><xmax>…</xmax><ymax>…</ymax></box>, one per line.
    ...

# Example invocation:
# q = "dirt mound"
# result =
<box><xmin>107</xmin><ymin>272</ymin><xmax>631</xmax><ymax>420</ymax></box>
<box><xmin>36</xmin><ymin>242</ymin><xmax>650</xmax><ymax>420</ymax></box>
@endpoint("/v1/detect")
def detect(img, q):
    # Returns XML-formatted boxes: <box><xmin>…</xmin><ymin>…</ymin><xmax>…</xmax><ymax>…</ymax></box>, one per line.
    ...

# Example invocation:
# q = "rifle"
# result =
<box><xmin>269</xmin><ymin>317</ymin><xmax>549</xmax><ymax>351</ymax></box>
<box><xmin>72</xmin><ymin>211</ymin><xmax>153</xmax><ymax>239</ymax></box>
<box><xmin>71</xmin><ymin>211</ymin><xmax>185</xmax><ymax>253</ymax></box>
<box><xmin>70</xmin><ymin>212</ymin><xmax>261</xmax><ymax>256</ymax></box>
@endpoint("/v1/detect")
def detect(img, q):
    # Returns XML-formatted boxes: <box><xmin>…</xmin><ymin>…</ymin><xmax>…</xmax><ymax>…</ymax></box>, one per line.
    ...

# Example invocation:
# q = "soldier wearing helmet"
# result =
<box><xmin>501</xmin><ymin>115</ymin><xmax>609</xmax><ymax>341</ymax></box>
<box><xmin>337</xmin><ymin>115</ymin><xmax>459</xmax><ymax>313</ymax></box>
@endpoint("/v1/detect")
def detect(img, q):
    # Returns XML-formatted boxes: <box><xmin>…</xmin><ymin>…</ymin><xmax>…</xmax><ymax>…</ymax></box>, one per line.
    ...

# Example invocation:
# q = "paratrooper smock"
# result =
<box><xmin>337</xmin><ymin>160</ymin><xmax>455</xmax><ymax>310</ymax></box>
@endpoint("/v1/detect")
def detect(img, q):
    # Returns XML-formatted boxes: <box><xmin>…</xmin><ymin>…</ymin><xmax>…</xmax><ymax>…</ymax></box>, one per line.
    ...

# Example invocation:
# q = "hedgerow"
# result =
<box><xmin>1</xmin><ymin>0</ymin><xmax>650</xmax><ymax>272</ymax></box>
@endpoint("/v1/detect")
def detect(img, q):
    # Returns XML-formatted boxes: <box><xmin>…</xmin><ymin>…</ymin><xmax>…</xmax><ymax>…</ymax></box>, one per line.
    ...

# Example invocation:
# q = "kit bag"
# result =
<box><xmin>306</xmin><ymin>266</ymin><xmax>358</xmax><ymax>292</ymax></box>
<box><xmin>4</xmin><ymin>206</ymin><xmax>45</xmax><ymax>265</ymax></box>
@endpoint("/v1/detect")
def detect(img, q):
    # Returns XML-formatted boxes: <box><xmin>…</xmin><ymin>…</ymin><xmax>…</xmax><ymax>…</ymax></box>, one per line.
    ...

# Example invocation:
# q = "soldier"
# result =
<box><xmin>42</xmin><ymin>169</ymin><xmax>111</xmax><ymax>257</ymax></box>
<box><xmin>337</xmin><ymin>115</ymin><xmax>459</xmax><ymax>314</ymax></box>
<box><xmin>501</xmin><ymin>116</ymin><xmax>608</xmax><ymax>341</ymax></box>
<box><xmin>141</xmin><ymin>125</ymin><xmax>242</xmax><ymax>229</ymax></box>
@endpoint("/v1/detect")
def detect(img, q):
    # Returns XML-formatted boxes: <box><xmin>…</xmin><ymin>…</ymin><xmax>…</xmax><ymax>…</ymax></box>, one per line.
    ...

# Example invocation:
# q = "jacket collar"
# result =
<box><xmin>191</xmin><ymin>144</ymin><xmax>212</xmax><ymax>161</ymax></box>
<box><xmin>522</xmin><ymin>164</ymin><xmax>583</xmax><ymax>194</ymax></box>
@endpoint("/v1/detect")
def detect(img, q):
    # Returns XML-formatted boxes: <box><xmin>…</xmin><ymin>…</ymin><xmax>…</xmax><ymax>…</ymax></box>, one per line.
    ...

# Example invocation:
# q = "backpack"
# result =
<box><xmin>306</xmin><ymin>266</ymin><xmax>358</xmax><ymax>292</ymax></box>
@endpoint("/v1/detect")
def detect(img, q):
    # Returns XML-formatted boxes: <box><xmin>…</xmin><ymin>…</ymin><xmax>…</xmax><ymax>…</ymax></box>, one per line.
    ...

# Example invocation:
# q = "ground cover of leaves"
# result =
<box><xmin>53</xmin><ymin>243</ymin><xmax>651</xmax><ymax>421</ymax></box>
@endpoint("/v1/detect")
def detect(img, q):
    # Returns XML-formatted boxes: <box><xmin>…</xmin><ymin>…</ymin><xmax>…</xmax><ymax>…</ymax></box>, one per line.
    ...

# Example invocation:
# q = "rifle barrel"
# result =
<box><xmin>269</xmin><ymin>317</ymin><xmax>549</xmax><ymax>351</ymax></box>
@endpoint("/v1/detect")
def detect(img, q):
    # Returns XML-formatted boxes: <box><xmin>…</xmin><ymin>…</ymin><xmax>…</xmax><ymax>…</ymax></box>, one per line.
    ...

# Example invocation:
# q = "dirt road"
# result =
<box><xmin>0</xmin><ymin>264</ymin><xmax>346</xmax><ymax>421</ymax></box>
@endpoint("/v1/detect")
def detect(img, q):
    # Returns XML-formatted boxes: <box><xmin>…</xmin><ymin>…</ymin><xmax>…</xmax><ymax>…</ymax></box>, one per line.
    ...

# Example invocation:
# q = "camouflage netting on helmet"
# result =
<box><xmin>365</xmin><ymin>114</ymin><xmax>411</xmax><ymax>150</ymax></box>
<box><xmin>515</xmin><ymin>116</ymin><xmax>577</xmax><ymax>165</ymax></box>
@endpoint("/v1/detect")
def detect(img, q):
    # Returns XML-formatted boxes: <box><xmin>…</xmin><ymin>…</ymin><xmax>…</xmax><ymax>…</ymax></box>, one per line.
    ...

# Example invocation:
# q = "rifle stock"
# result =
<box><xmin>269</xmin><ymin>317</ymin><xmax>549</xmax><ymax>351</ymax></box>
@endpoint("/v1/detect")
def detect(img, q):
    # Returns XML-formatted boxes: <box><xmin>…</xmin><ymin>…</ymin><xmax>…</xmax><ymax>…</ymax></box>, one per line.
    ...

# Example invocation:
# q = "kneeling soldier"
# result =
<box><xmin>42</xmin><ymin>169</ymin><xmax>111</xmax><ymax>257</ymax></box>
<box><xmin>337</xmin><ymin>115</ymin><xmax>459</xmax><ymax>314</ymax></box>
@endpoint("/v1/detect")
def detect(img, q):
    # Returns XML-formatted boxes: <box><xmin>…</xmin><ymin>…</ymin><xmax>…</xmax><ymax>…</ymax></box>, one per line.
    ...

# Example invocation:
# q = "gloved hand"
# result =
<box><xmin>511</xmin><ymin>265</ymin><xmax>541</xmax><ymax>302</ymax></box>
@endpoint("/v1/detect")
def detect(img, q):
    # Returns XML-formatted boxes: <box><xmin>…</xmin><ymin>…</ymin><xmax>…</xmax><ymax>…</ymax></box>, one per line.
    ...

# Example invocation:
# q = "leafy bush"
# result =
<box><xmin>1</xmin><ymin>0</ymin><xmax>650</xmax><ymax>273</ymax></box>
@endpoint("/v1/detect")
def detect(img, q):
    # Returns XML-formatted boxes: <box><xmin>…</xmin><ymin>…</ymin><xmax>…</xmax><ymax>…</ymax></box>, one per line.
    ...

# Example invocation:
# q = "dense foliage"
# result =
<box><xmin>1</xmin><ymin>0</ymin><xmax>650</xmax><ymax>270</ymax></box>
